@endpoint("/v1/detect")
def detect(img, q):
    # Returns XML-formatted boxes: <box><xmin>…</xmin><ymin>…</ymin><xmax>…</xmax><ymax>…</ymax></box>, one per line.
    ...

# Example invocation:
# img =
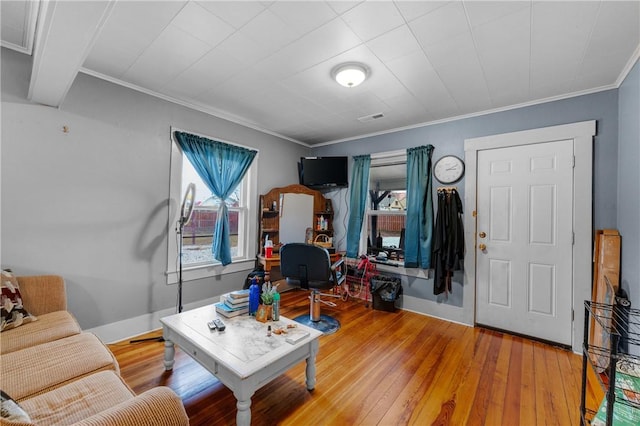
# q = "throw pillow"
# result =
<box><xmin>0</xmin><ymin>390</ymin><xmax>31</xmax><ymax>422</ymax></box>
<box><xmin>1</xmin><ymin>270</ymin><xmax>37</xmax><ymax>332</ymax></box>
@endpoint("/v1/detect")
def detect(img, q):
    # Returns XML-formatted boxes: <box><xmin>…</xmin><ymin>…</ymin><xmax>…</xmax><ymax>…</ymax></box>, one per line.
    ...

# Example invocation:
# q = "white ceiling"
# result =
<box><xmin>2</xmin><ymin>1</ymin><xmax>639</xmax><ymax>146</ymax></box>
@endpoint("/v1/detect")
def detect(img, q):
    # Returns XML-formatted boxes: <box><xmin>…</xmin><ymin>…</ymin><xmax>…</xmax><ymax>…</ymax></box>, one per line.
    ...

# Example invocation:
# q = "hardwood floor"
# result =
<box><xmin>108</xmin><ymin>289</ymin><xmax>589</xmax><ymax>426</ymax></box>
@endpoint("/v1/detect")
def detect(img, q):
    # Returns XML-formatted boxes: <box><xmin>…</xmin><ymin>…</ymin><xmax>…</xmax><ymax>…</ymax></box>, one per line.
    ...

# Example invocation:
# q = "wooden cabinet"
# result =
<box><xmin>258</xmin><ymin>184</ymin><xmax>334</xmax><ymax>256</ymax></box>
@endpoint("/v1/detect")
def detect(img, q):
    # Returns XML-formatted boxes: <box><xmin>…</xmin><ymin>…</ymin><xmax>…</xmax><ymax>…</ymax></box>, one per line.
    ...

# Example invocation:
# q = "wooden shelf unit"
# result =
<box><xmin>258</xmin><ymin>184</ymin><xmax>334</xmax><ymax>256</ymax></box>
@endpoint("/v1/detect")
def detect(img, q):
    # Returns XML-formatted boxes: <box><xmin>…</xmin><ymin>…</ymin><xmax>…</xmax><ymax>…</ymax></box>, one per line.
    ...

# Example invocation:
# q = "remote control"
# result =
<box><xmin>208</xmin><ymin>318</ymin><xmax>225</xmax><ymax>331</ymax></box>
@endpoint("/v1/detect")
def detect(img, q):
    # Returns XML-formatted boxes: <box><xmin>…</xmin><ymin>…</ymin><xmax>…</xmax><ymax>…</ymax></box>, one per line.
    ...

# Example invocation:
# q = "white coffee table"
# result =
<box><xmin>160</xmin><ymin>305</ymin><xmax>322</xmax><ymax>426</ymax></box>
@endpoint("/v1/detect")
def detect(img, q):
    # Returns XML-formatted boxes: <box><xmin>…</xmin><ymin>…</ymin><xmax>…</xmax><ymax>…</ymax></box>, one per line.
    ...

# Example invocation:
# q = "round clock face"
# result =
<box><xmin>433</xmin><ymin>155</ymin><xmax>465</xmax><ymax>184</ymax></box>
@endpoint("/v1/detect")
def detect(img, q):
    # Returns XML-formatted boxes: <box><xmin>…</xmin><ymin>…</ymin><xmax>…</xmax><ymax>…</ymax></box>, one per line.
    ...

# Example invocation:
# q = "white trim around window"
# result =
<box><xmin>165</xmin><ymin>127</ymin><xmax>258</xmax><ymax>284</ymax></box>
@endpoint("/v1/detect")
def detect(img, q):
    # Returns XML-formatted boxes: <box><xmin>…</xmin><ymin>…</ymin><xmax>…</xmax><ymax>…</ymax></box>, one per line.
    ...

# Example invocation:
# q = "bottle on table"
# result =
<box><xmin>272</xmin><ymin>291</ymin><xmax>280</xmax><ymax>321</ymax></box>
<box><xmin>249</xmin><ymin>278</ymin><xmax>260</xmax><ymax>316</ymax></box>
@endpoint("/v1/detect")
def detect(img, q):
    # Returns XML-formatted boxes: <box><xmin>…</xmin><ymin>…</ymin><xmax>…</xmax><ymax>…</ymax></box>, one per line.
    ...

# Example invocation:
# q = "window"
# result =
<box><xmin>180</xmin><ymin>160</ymin><xmax>242</xmax><ymax>265</ymax></box>
<box><xmin>167</xmin><ymin>130</ymin><xmax>258</xmax><ymax>284</ymax></box>
<box><xmin>362</xmin><ymin>150</ymin><xmax>407</xmax><ymax>262</ymax></box>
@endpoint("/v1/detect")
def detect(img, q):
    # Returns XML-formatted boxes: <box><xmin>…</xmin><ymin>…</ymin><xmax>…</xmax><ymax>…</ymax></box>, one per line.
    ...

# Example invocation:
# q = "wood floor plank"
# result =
<box><xmin>518</xmin><ymin>338</ymin><xmax>538</xmax><ymax>426</ymax></box>
<box><xmin>483</xmin><ymin>332</ymin><xmax>513</xmax><ymax>425</ymax></box>
<box><xmin>108</xmin><ymin>289</ymin><xmax>583</xmax><ymax>426</ymax></box>
<box><xmin>533</xmin><ymin>341</ymin><xmax>559</xmax><ymax>425</ymax></box>
<box><xmin>410</xmin><ymin>324</ymin><xmax>475</xmax><ymax>424</ymax></box>
<box><xmin>446</xmin><ymin>328</ymin><xmax>493</xmax><ymax>425</ymax></box>
<box><xmin>376</xmin><ymin>322</ymin><xmax>456</xmax><ymax>425</ymax></box>
<box><xmin>356</xmin><ymin>316</ymin><xmax>448</xmax><ymax>425</ymax></box>
<box><xmin>502</xmin><ymin>335</ymin><xmax>524</xmax><ymax>424</ymax></box>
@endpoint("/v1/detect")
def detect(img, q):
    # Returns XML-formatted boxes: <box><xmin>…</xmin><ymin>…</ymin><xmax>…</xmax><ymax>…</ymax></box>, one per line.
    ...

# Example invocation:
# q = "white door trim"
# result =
<box><xmin>463</xmin><ymin>121</ymin><xmax>595</xmax><ymax>353</ymax></box>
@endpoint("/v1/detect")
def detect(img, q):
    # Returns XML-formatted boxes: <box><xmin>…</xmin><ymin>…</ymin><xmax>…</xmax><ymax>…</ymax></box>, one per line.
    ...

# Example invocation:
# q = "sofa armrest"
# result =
<box><xmin>16</xmin><ymin>275</ymin><xmax>67</xmax><ymax>316</ymax></box>
<box><xmin>73</xmin><ymin>387</ymin><xmax>189</xmax><ymax>426</ymax></box>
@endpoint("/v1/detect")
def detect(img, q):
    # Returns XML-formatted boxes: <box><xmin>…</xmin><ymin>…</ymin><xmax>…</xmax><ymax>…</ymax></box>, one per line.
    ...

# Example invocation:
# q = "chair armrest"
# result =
<box><xmin>73</xmin><ymin>387</ymin><xmax>189</xmax><ymax>426</ymax></box>
<box><xmin>330</xmin><ymin>257</ymin><xmax>344</xmax><ymax>271</ymax></box>
<box><xmin>16</xmin><ymin>275</ymin><xmax>67</xmax><ymax>316</ymax></box>
<box><xmin>330</xmin><ymin>257</ymin><xmax>346</xmax><ymax>286</ymax></box>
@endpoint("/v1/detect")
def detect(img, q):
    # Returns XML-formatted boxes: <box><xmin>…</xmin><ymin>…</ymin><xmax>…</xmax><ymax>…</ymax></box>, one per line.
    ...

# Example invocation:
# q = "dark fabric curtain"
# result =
<box><xmin>174</xmin><ymin>131</ymin><xmax>257</xmax><ymax>266</ymax></box>
<box><xmin>346</xmin><ymin>155</ymin><xmax>371</xmax><ymax>258</ymax></box>
<box><xmin>404</xmin><ymin>145</ymin><xmax>434</xmax><ymax>268</ymax></box>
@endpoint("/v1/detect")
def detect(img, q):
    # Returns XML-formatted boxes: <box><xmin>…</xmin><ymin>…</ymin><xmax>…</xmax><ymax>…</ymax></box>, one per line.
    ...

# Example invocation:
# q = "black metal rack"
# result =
<box><xmin>581</xmin><ymin>300</ymin><xmax>640</xmax><ymax>425</ymax></box>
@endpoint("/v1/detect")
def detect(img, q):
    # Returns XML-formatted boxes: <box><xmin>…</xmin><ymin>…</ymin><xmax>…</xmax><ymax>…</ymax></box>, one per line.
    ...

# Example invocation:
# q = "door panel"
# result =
<box><xmin>488</xmin><ymin>259</ymin><xmax>511</xmax><ymax>307</ymax></box>
<box><xmin>476</xmin><ymin>139</ymin><xmax>574</xmax><ymax>345</ymax></box>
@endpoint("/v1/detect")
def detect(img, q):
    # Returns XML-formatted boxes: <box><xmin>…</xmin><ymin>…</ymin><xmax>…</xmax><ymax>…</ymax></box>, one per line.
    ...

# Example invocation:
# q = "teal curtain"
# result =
<box><xmin>404</xmin><ymin>145</ymin><xmax>434</xmax><ymax>268</ymax></box>
<box><xmin>346</xmin><ymin>155</ymin><xmax>371</xmax><ymax>258</ymax></box>
<box><xmin>174</xmin><ymin>131</ymin><xmax>257</xmax><ymax>266</ymax></box>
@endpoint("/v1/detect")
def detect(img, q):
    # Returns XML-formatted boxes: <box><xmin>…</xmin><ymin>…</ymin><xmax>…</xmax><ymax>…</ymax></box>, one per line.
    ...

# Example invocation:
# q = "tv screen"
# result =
<box><xmin>299</xmin><ymin>157</ymin><xmax>348</xmax><ymax>189</ymax></box>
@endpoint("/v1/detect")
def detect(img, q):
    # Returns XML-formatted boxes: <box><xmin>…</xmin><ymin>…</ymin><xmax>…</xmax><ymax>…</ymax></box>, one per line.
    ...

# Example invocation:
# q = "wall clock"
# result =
<box><xmin>433</xmin><ymin>155</ymin><xmax>465</xmax><ymax>184</ymax></box>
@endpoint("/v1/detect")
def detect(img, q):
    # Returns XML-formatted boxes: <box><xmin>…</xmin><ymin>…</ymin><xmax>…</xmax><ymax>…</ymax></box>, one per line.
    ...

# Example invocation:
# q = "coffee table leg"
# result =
<box><xmin>233</xmin><ymin>388</ymin><xmax>254</xmax><ymax>426</ymax></box>
<box><xmin>305</xmin><ymin>339</ymin><xmax>319</xmax><ymax>391</ymax></box>
<box><xmin>163</xmin><ymin>339</ymin><xmax>175</xmax><ymax>371</ymax></box>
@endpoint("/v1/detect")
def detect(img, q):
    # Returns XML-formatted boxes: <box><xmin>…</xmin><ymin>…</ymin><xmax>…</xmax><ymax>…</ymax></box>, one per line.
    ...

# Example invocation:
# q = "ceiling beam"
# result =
<box><xmin>28</xmin><ymin>0</ymin><xmax>116</xmax><ymax>107</ymax></box>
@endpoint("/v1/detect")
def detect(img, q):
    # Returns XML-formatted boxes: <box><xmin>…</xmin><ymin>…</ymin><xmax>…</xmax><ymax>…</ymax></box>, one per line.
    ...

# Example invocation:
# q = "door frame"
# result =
<box><xmin>463</xmin><ymin>121</ymin><xmax>595</xmax><ymax>353</ymax></box>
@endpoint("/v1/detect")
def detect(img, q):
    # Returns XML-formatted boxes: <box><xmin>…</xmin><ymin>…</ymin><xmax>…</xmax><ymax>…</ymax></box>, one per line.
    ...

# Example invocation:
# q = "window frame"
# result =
<box><xmin>360</xmin><ymin>149</ymin><xmax>428</xmax><ymax>277</ymax></box>
<box><xmin>166</xmin><ymin>128</ymin><xmax>258</xmax><ymax>285</ymax></box>
<box><xmin>359</xmin><ymin>150</ymin><xmax>407</xmax><ymax>258</ymax></box>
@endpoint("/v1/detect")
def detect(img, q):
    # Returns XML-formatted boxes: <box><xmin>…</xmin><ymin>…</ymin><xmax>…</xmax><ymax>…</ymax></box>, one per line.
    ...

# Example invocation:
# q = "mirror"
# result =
<box><xmin>279</xmin><ymin>193</ymin><xmax>314</xmax><ymax>244</ymax></box>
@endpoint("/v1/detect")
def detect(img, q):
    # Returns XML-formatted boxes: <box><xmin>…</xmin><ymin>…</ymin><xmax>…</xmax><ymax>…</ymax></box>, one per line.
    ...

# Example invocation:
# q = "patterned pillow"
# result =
<box><xmin>1</xmin><ymin>390</ymin><xmax>31</xmax><ymax>422</ymax></box>
<box><xmin>1</xmin><ymin>271</ymin><xmax>37</xmax><ymax>332</ymax></box>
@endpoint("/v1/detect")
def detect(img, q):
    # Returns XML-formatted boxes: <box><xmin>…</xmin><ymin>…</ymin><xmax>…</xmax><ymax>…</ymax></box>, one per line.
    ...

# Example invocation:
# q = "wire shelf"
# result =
<box><xmin>585</xmin><ymin>300</ymin><xmax>640</xmax><ymax>347</ymax></box>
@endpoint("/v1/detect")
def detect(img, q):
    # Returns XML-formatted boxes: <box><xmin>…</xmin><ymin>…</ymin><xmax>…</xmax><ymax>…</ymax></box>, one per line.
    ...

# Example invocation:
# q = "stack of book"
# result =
<box><xmin>215</xmin><ymin>289</ymin><xmax>250</xmax><ymax>318</ymax></box>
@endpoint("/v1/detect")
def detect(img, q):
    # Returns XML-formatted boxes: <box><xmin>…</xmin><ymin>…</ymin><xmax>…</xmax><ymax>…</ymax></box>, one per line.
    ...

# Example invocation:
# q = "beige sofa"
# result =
<box><xmin>1</xmin><ymin>275</ymin><xmax>189</xmax><ymax>425</ymax></box>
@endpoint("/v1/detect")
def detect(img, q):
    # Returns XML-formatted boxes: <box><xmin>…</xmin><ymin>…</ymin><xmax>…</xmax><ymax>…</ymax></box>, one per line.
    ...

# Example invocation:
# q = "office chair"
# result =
<box><xmin>280</xmin><ymin>243</ymin><xmax>346</xmax><ymax>334</ymax></box>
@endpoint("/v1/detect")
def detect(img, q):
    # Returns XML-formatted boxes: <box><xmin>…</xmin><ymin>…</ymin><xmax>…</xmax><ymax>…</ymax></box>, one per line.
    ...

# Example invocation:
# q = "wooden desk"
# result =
<box><xmin>257</xmin><ymin>253</ymin><xmax>342</xmax><ymax>280</ymax></box>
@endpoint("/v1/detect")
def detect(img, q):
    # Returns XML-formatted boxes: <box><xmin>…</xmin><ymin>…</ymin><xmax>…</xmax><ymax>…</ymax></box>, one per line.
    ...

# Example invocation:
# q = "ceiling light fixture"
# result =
<box><xmin>332</xmin><ymin>63</ymin><xmax>368</xmax><ymax>88</ymax></box>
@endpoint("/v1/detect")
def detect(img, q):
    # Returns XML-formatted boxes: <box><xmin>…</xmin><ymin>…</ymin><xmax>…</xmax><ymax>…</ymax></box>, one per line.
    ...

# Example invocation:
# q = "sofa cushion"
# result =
<box><xmin>1</xmin><ymin>272</ymin><xmax>37</xmax><ymax>332</ymax></box>
<box><xmin>1</xmin><ymin>333</ymin><xmax>119</xmax><ymax>402</ymax></box>
<box><xmin>0</xmin><ymin>311</ymin><xmax>81</xmax><ymax>355</ymax></box>
<box><xmin>73</xmin><ymin>387</ymin><xmax>189</xmax><ymax>426</ymax></box>
<box><xmin>0</xmin><ymin>391</ymin><xmax>30</xmax><ymax>423</ymax></box>
<box><xmin>19</xmin><ymin>371</ymin><xmax>134</xmax><ymax>425</ymax></box>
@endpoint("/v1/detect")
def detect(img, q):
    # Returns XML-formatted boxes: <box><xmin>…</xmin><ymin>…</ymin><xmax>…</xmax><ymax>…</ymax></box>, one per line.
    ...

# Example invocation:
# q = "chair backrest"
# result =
<box><xmin>280</xmin><ymin>243</ymin><xmax>334</xmax><ymax>290</ymax></box>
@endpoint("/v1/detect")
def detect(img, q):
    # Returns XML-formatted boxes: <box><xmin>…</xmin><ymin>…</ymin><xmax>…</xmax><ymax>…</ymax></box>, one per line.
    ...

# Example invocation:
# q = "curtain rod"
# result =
<box><xmin>370</xmin><ymin>161</ymin><xmax>406</xmax><ymax>168</ymax></box>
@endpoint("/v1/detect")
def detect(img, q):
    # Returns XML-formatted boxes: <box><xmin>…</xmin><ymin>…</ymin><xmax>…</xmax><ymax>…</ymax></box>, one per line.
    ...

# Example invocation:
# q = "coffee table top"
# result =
<box><xmin>160</xmin><ymin>304</ymin><xmax>322</xmax><ymax>378</ymax></box>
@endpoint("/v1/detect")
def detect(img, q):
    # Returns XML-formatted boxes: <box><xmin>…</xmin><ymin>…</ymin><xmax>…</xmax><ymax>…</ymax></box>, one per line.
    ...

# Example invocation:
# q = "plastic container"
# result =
<box><xmin>264</xmin><ymin>239</ymin><xmax>273</xmax><ymax>258</ymax></box>
<box><xmin>272</xmin><ymin>291</ymin><xmax>280</xmax><ymax>321</ymax></box>
<box><xmin>249</xmin><ymin>278</ymin><xmax>260</xmax><ymax>316</ymax></box>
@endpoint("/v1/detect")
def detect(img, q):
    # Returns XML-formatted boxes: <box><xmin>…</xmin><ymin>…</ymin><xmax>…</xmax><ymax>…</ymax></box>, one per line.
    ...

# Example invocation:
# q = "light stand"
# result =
<box><xmin>130</xmin><ymin>183</ymin><xmax>195</xmax><ymax>344</ymax></box>
<box><xmin>175</xmin><ymin>182</ymin><xmax>195</xmax><ymax>313</ymax></box>
<box><xmin>177</xmin><ymin>217</ymin><xmax>185</xmax><ymax>313</ymax></box>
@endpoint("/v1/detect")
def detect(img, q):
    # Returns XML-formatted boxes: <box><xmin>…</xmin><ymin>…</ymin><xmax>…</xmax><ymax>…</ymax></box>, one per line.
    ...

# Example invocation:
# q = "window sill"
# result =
<box><xmin>371</xmin><ymin>259</ymin><xmax>431</xmax><ymax>279</ymax></box>
<box><xmin>166</xmin><ymin>258</ymin><xmax>256</xmax><ymax>285</ymax></box>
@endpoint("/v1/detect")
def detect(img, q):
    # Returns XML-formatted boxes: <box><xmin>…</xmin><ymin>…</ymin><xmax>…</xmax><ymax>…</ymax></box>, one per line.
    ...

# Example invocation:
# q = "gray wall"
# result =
<box><xmin>1</xmin><ymin>47</ymin><xmax>309</xmax><ymax>330</ymax></box>
<box><xmin>2</xmin><ymin>41</ymin><xmax>636</xmax><ymax>334</ymax></box>
<box><xmin>618</xmin><ymin>60</ymin><xmax>640</xmax><ymax>312</ymax></box>
<box><xmin>313</xmin><ymin>86</ymin><xmax>621</xmax><ymax>310</ymax></box>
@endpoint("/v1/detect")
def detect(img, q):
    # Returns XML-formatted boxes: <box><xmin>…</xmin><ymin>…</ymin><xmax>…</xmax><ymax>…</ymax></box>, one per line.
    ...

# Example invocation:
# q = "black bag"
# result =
<box><xmin>243</xmin><ymin>267</ymin><xmax>266</xmax><ymax>289</ymax></box>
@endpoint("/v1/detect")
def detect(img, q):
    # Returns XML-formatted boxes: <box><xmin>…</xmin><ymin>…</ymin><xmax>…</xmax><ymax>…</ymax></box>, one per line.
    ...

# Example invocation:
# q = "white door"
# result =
<box><xmin>475</xmin><ymin>139</ymin><xmax>574</xmax><ymax>345</ymax></box>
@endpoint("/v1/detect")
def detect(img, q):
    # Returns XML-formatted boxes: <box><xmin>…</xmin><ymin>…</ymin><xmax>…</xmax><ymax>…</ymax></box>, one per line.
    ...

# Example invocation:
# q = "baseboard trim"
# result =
<box><xmin>400</xmin><ymin>295</ymin><xmax>471</xmax><ymax>326</ymax></box>
<box><xmin>86</xmin><ymin>295</ymin><xmax>222</xmax><ymax>343</ymax></box>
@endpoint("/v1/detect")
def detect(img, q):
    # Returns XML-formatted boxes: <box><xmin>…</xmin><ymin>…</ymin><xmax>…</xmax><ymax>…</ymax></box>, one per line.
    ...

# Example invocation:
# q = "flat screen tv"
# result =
<box><xmin>298</xmin><ymin>156</ymin><xmax>348</xmax><ymax>189</ymax></box>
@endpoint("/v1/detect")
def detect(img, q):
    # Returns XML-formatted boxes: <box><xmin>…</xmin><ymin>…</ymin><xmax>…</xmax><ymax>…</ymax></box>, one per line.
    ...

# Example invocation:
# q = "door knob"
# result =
<box><xmin>478</xmin><ymin>243</ymin><xmax>487</xmax><ymax>251</ymax></box>
<box><xmin>479</xmin><ymin>232</ymin><xmax>486</xmax><ymax>238</ymax></box>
